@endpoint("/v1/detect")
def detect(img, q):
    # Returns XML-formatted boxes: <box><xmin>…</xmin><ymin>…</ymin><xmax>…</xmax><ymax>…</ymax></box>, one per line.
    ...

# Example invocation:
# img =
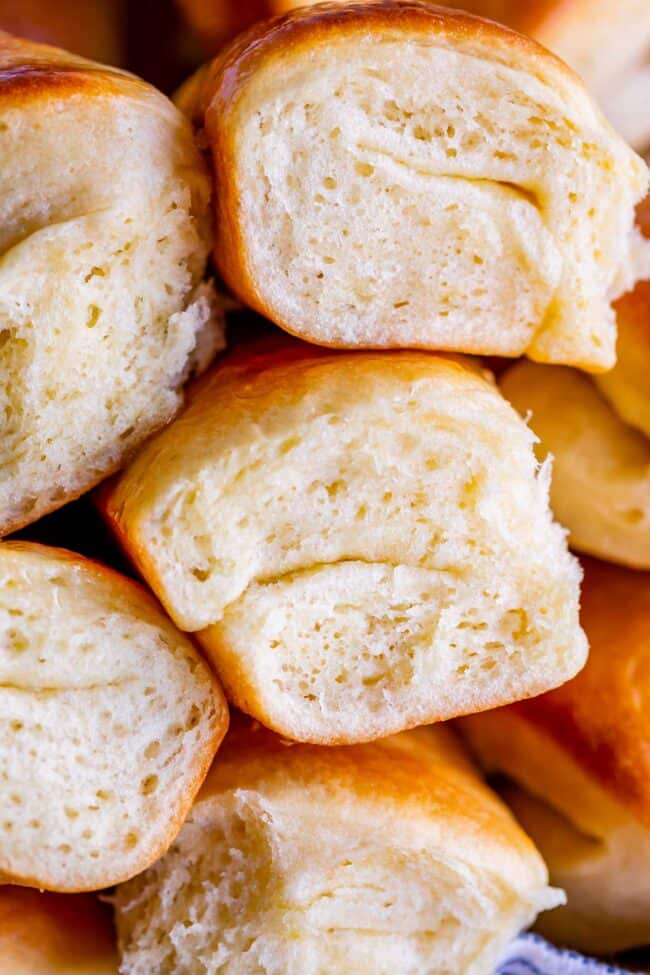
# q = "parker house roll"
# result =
<box><xmin>443</xmin><ymin>0</ymin><xmax>650</xmax><ymax>152</ymax></box>
<box><xmin>0</xmin><ymin>32</ymin><xmax>224</xmax><ymax>537</ymax></box>
<box><xmin>176</xmin><ymin>1</ymin><xmax>648</xmax><ymax>369</ymax></box>
<box><xmin>0</xmin><ymin>886</ymin><xmax>117</xmax><ymax>974</ymax></box>
<box><xmin>113</xmin><ymin>719</ymin><xmax>562</xmax><ymax>975</ymax></box>
<box><xmin>0</xmin><ymin>541</ymin><xmax>228</xmax><ymax>892</ymax></box>
<box><xmin>101</xmin><ymin>338</ymin><xmax>587</xmax><ymax>745</ymax></box>
<box><xmin>459</xmin><ymin>558</ymin><xmax>650</xmax><ymax>954</ymax></box>
<box><xmin>500</xmin><ymin>360</ymin><xmax>650</xmax><ymax>569</ymax></box>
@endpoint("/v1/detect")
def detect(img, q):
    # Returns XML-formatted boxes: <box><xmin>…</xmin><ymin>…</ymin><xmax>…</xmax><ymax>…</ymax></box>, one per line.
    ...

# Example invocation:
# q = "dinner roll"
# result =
<box><xmin>0</xmin><ymin>32</ymin><xmax>223</xmax><ymax>537</ymax></box>
<box><xmin>176</xmin><ymin>1</ymin><xmax>647</xmax><ymax>369</ymax></box>
<box><xmin>114</xmin><ymin>719</ymin><xmax>562</xmax><ymax>975</ymax></box>
<box><xmin>444</xmin><ymin>0</ymin><xmax>650</xmax><ymax>151</ymax></box>
<box><xmin>101</xmin><ymin>338</ymin><xmax>587</xmax><ymax>745</ymax></box>
<box><xmin>500</xmin><ymin>360</ymin><xmax>650</xmax><ymax>569</ymax></box>
<box><xmin>0</xmin><ymin>541</ymin><xmax>228</xmax><ymax>892</ymax></box>
<box><xmin>0</xmin><ymin>886</ymin><xmax>116</xmax><ymax>973</ymax></box>
<box><xmin>459</xmin><ymin>558</ymin><xmax>650</xmax><ymax>953</ymax></box>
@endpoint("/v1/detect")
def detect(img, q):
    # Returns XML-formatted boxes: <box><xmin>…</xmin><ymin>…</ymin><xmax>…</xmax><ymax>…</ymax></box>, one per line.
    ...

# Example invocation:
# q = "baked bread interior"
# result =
<box><xmin>177</xmin><ymin>1</ymin><xmax>648</xmax><ymax>368</ymax></box>
<box><xmin>0</xmin><ymin>31</ymin><xmax>223</xmax><ymax>536</ymax></box>
<box><xmin>113</xmin><ymin>719</ymin><xmax>562</xmax><ymax>975</ymax></box>
<box><xmin>101</xmin><ymin>338</ymin><xmax>587</xmax><ymax>744</ymax></box>
<box><xmin>0</xmin><ymin>541</ymin><xmax>228</xmax><ymax>891</ymax></box>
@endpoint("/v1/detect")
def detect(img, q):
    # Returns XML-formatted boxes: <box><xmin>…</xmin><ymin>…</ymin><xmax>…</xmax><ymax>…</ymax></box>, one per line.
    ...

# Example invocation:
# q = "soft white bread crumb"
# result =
<box><xmin>0</xmin><ymin>32</ymin><xmax>224</xmax><ymax>536</ymax></box>
<box><xmin>102</xmin><ymin>339</ymin><xmax>587</xmax><ymax>744</ymax></box>
<box><xmin>114</xmin><ymin>720</ymin><xmax>562</xmax><ymax>975</ymax></box>
<box><xmin>178</xmin><ymin>1</ymin><xmax>648</xmax><ymax>369</ymax></box>
<box><xmin>501</xmin><ymin>360</ymin><xmax>650</xmax><ymax>569</ymax></box>
<box><xmin>0</xmin><ymin>541</ymin><xmax>229</xmax><ymax>892</ymax></box>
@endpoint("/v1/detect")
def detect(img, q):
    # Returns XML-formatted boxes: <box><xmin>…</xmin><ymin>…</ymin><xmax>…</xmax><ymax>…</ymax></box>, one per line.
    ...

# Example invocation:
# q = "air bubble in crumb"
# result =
<box><xmin>141</xmin><ymin>774</ymin><xmax>159</xmax><ymax>795</ymax></box>
<box><xmin>144</xmin><ymin>740</ymin><xmax>160</xmax><ymax>759</ymax></box>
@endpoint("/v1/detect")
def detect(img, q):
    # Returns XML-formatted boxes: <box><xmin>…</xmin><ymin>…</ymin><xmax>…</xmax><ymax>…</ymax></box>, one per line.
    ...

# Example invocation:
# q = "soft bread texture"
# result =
<box><xmin>101</xmin><ymin>338</ymin><xmax>587</xmax><ymax>745</ymax></box>
<box><xmin>176</xmin><ymin>1</ymin><xmax>648</xmax><ymax>370</ymax></box>
<box><xmin>0</xmin><ymin>0</ymin><xmax>124</xmax><ymax>64</ymax></box>
<box><xmin>0</xmin><ymin>32</ymin><xmax>224</xmax><ymax>536</ymax></box>
<box><xmin>113</xmin><ymin>719</ymin><xmax>561</xmax><ymax>975</ymax></box>
<box><xmin>0</xmin><ymin>541</ymin><xmax>228</xmax><ymax>892</ymax></box>
<box><xmin>443</xmin><ymin>0</ymin><xmax>650</xmax><ymax>151</ymax></box>
<box><xmin>596</xmin><ymin>194</ymin><xmax>650</xmax><ymax>439</ymax></box>
<box><xmin>0</xmin><ymin>886</ymin><xmax>117</xmax><ymax>973</ymax></box>
<box><xmin>500</xmin><ymin>360</ymin><xmax>650</xmax><ymax>569</ymax></box>
<box><xmin>459</xmin><ymin>558</ymin><xmax>650</xmax><ymax>953</ymax></box>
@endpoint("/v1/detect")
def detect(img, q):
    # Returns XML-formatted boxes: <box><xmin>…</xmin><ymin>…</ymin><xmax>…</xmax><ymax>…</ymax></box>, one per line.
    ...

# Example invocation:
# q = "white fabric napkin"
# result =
<box><xmin>497</xmin><ymin>935</ymin><xmax>638</xmax><ymax>974</ymax></box>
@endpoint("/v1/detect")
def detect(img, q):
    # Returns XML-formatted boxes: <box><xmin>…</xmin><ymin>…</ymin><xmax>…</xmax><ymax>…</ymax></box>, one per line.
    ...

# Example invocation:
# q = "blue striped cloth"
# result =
<box><xmin>497</xmin><ymin>935</ymin><xmax>637</xmax><ymax>974</ymax></box>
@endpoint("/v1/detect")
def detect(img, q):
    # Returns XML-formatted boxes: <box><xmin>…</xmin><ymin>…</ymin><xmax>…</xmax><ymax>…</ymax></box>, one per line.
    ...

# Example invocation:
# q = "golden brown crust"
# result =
<box><xmin>496</xmin><ymin>558</ymin><xmax>650</xmax><ymax>826</ymax></box>
<box><xmin>0</xmin><ymin>887</ymin><xmax>116</xmax><ymax>973</ymax></box>
<box><xmin>178</xmin><ymin>0</ymin><xmax>585</xmax><ymax>330</ymax></box>
<box><xmin>0</xmin><ymin>29</ymin><xmax>139</xmax><ymax>101</ymax></box>
<box><xmin>196</xmin><ymin>716</ymin><xmax>546</xmax><ymax>884</ymax></box>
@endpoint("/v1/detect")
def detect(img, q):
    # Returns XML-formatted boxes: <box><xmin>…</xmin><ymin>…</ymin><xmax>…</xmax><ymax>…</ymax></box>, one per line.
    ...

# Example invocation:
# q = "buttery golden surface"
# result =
<box><xmin>113</xmin><ymin>719</ymin><xmax>560</xmax><ymax>975</ymax></box>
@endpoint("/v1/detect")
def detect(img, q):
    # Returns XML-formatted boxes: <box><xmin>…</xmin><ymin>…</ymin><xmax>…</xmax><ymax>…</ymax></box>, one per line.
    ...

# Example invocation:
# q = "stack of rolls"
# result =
<box><xmin>0</xmin><ymin>2</ymin><xmax>648</xmax><ymax>973</ymax></box>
